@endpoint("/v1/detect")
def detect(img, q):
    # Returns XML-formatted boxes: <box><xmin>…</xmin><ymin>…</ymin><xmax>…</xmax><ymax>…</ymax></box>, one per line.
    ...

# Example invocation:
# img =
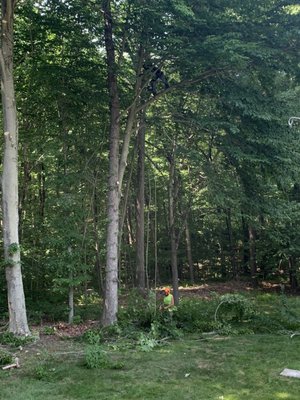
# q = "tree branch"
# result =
<box><xmin>137</xmin><ymin>66</ymin><xmax>233</xmax><ymax>113</ymax></box>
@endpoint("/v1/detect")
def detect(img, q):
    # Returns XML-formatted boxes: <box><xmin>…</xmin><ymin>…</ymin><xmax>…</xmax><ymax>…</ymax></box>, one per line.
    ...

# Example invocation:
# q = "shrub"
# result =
<box><xmin>33</xmin><ymin>364</ymin><xmax>51</xmax><ymax>380</ymax></box>
<box><xmin>84</xmin><ymin>345</ymin><xmax>124</xmax><ymax>370</ymax></box>
<box><xmin>0</xmin><ymin>332</ymin><xmax>34</xmax><ymax>348</ymax></box>
<box><xmin>81</xmin><ymin>329</ymin><xmax>103</xmax><ymax>345</ymax></box>
<box><xmin>174</xmin><ymin>298</ymin><xmax>216</xmax><ymax>332</ymax></box>
<box><xmin>118</xmin><ymin>289</ymin><xmax>157</xmax><ymax>329</ymax></box>
<box><xmin>0</xmin><ymin>348</ymin><xmax>13</xmax><ymax>365</ymax></box>
<box><xmin>214</xmin><ymin>294</ymin><xmax>254</xmax><ymax>323</ymax></box>
<box><xmin>85</xmin><ymin>345</ymin><xmax>110</xmax><ymax>369</ymax></box>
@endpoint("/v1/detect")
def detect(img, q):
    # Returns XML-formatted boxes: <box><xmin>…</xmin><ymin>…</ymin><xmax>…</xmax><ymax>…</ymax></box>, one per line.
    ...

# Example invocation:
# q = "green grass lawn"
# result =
<box><xmin>1</xmin><ymin>333</ymin><xmax>300</xmax><ymax>400</ymax></box>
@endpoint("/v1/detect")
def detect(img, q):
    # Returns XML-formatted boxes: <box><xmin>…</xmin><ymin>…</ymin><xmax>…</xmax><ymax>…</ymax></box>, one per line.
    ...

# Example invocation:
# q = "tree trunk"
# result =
<box><xmin>0</xmin><ymin>0</ymin><xmax>30</xmax><ymax>336</ymax></box>
<box><xmin>185</xmin><ymin>220</ymin><xmax>194</xmax><ymax>284</ymax></box>
<box><xmin>136</xmin><ymin>111</ymin><xmax>146</xmax><ymax>293</ymax></box>
<box><xmin>118</xmin><ymin>45</ymin><xmax>143</xmax><ymax>194</ymax></box>
<box><xmin>241</xmin><ymin>214</ymin><xmax>250</xmax><ymax>275</ymax></box>
<box><xmin>154</xmin><ymin>177</ymin><xmax>160</xmax><ymax>285</ymax></box>
<box><xmin>102</xmin><ymin>0</ymin><xmax>120</xmax><ymax>326</ymax></box>
<box><xmin>92</xmin><ymin>174</ymin><xmax>103</xmax><ymax>294</ymax></box>
<box><xmin>248</xmin><ymin>225</ymin><xmax>258</xmax><ymax>287</ymax></box>
<box><xmin>288</xmin><ymin>257</ymin><xmax>298</xmax><ymax>291</ymax></box>
<box><xmin>68</xmin><ymin>268</ymin><xmax>74</xmax><ymax>324</ymax></box>
<box><xmin>168</xmin><ymin>150</ymin><xmax>179</xmax><ymax>305</ymax></box>
<box><xmin>225</xmin><ymin>208</ymin><xmax>238</xmax><ymax>278</ymax></box>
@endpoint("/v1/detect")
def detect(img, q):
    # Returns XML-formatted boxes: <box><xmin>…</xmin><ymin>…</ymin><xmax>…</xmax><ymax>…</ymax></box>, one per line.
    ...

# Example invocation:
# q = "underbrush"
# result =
<box><xmin>78</xmin><ymin>289</ymin><xmax>300</xmax><ymax>353</ymax></box>
<box><xmin>0</xmin><ymin>332</ymin><xmax>35</xmax><ymax>348</ymax></box>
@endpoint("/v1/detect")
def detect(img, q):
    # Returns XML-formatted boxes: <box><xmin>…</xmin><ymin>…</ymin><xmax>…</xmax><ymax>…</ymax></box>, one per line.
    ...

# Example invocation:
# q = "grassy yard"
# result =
<box><xmin>1</xmin><ymin>287</ymin><xmax>300</xmax><ymax>400</ymax></box>
<box><xmin>1</xmin><ymin>333</ymin><xmax>300</xmax><ymax>400</ymax></box>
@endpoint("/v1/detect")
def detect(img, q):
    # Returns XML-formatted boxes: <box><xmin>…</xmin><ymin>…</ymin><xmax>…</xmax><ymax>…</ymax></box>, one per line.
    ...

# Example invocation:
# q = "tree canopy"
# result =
<box><xmin>0</xmin><ymin>0</ymin><xmax>300</xmax><ymax>326</ymax></box>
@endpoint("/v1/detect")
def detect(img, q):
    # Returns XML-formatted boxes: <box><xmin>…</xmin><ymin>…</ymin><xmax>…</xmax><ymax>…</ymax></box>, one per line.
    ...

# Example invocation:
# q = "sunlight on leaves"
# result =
<box><xmin>276</xmin><ymin>393</ymin><xmax>290</xmax><ymax>399</ymax></box>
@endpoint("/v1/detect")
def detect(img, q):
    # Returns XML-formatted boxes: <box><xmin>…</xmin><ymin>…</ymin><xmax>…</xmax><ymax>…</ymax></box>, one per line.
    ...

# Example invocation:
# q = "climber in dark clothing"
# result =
<box><xmin>143</xmin><ymin>63</ymin><xmax>170</xmax><ymax>95</ymax></box>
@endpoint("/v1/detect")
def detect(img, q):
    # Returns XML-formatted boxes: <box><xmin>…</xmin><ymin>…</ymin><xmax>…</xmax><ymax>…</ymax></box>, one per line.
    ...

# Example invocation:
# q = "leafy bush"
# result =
<box><xmin>42</xmin><ymin>326</ymin><xmax>56</xmax><ymax>335</ymax></box>
<box><xmin>85</xmin><ymin>345</ymin><xmax>109</xmax><ymax>369</ymax></box>
<box><xmin>81</xmin><ymin>329</ymin><xmax>103</xmax><ymax>345</ymax></box>
<box><xmin>84</xmin><ymin>345</ymin><xmax>124</xmax><ymax>370</ymax></box>
<box><xmin>118</xmin><ymin>289</ymin><xmax>157</xmax><ymax>329</ymax></box>
<box><xmin>0</xmin><ymin>348</ymin><xmax>13</xmax><ymax>365</ymax></box>
<box><xmin>174</xmin><ymin>298</ymin><xmax>216</xmax><ymax>332</ymax></box>
<box><xmin>214</xmin><ymin>294</ymin><xmax>254</xmax><ymax>323</ymax></box>
<box><xmin>0</xmin><ymin>332</ymin><xmax>34</xmax><ymax>348</ymax></box>
<box><xmin>33</xmin><ymin>364</ymin><xmax>51</xmax><ymax>380</ymax></box>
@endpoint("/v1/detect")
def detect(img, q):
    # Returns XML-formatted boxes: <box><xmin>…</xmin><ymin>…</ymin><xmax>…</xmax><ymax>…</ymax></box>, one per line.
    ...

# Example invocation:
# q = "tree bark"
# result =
<box><xmin>136</xmin><ymin>111</ymin><xmax>146</xmax><ymax>292</ymax></box>
<box><xmin>288</xmin><ymin>256</ymin><xmax>298</xmax><ymax>291</ymax></box>
<box><xmin>185</xmin><ymin>220</ymin><xmax>194</xmax><ymax>284</ymax></box>
<box><xmin>248</xmin><ymin>225</ymin><xmax>258</xmax><ymax>287</ymax></box>
<box><xmin>168</xmin><ymin>149</ymin><xmax>179</xmax><ymax>305</ymax></box>
<box><xmin>68</xmin><ymin>270</ymin><xmax>74</xmax><ymax>324</ymax></box>
<box><xmin>225</xmin><ymin>208</ymin><xmax>238</xmax><ymax>278</ymax></box>
<box><xmin>102</xmin><ymin>0</ymin><xmax>120</xmax><ymax>326</ymax></box>
<box><xmin>0</xmin><ymin>0</ymin><xmax>30</xmax><ymax>336</ymax></box>
<box><xmin>118</xmin><ymin>45</ymin><xmax>144</xmax><ymax>194</ymax></box>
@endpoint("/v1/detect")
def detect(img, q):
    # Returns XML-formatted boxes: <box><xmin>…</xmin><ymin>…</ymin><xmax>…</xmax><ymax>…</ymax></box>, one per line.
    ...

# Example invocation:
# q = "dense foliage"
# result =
<box><xmin>0</xmin><ymin>0</ymin><xmax>300</xmax><ymax>321</ymax></box>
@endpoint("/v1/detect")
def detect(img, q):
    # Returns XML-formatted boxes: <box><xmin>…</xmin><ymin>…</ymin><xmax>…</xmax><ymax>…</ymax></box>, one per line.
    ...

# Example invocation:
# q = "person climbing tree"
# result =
<box><xmin>143</xmin><ymin>63</ymin><xmax>169</xmax><ymax>95</ymax></box>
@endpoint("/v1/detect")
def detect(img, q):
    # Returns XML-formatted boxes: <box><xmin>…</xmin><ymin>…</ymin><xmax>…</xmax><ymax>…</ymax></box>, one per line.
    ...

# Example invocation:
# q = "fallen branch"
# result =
<box><xmin>291</xmin><ymin>332</ymin><xmax>300</xmax><ymax>339</ymax></box>
<box><xmin>2</xmin><ymin>357</ymin><xmax>20</xmax><ymax>370</ymax></box>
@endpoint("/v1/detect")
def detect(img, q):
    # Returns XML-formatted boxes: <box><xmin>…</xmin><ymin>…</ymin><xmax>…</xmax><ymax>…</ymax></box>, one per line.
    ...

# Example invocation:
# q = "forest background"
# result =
<box><xmin>0</xmin><ymin>0</ymin><xmax>300</xmax><ymax>333</ymax></box>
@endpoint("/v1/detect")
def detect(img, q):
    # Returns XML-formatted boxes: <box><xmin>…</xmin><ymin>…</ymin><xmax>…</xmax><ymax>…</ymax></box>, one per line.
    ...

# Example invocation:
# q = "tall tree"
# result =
<box><xmin>0</xmin><ymin>0</ymin><xmax>30</xmax><ymax>335</ymax></box>
<box><xmin>136</xmin><ymin>110</ymin><xmax>146</xmax><ymax>292</ymax></box>
<box><xmin>101</xmin><ymin>0</ymin><xmax>120</xmax><ymax>326</ymax></box>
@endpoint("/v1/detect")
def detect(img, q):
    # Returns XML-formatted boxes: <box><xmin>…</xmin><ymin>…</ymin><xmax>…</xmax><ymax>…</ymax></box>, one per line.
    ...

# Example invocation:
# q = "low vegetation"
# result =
<box><xmin>1</xmin><ymin>288</ymin><xmax>300</xmax><ymax>399</ymax></box>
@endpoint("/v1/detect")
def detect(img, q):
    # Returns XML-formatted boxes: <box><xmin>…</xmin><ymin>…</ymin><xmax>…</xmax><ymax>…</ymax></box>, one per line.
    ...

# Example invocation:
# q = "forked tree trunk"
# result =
<box><xmin>102</xmin><ymin>3</ymin><xmax>145</xmax><ymax>325</ymax></box>
<box><xmin>0</xmin><ymin>0</ymin><xmax>30</xmax><ymax>335</ymax></box>
<box><xmin>102</xmin><ymin>0</ymin><xmax>120</xmax><ymax>326</ymax></box>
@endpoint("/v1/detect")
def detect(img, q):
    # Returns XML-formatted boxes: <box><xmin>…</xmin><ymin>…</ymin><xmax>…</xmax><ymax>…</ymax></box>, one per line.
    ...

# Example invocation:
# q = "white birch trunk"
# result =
<box><xmin>0</xmin><ymin>0</ymin><xmax>30</xmax><ymax>335</ymax></box>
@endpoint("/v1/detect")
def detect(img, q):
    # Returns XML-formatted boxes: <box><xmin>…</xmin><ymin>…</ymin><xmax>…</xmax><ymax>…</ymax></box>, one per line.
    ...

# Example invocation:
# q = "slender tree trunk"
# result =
<box><xmin>185</xmin><ymin>220</ymin><xmax>194</xmax><ymax>284</ymax></box>
<box><xmin>241</xmin><ymin>214</ymin><xmax>250</xmax><ymax>275</ymax></box>
<box><xmin>102</xmin><ymin>0</ymin><xmax>120</xmax><ymax>326</ymax></box>
<box><xmin>136</xmin><ymin>111</ymin><xmax>146</xmax><ymax>293</ymax></box>
<box><xmin>118</xmin><ymin>144</ymin><xmax>136</xmax><ymax>277</ymax></box>
<box><xmin>288</xmin><ymin>256</ymin><xmax>298</xmax><ymax>291</ymax></box>
<box><xmin>154</xmin><ymin>177</ymin><xmax>160</xmax><ymax>285</ymax></box>
<box><xmin>68</xmin><ymin>268</ymin><xmax>74</xmax><ymax>324</ymax></box>
<box><xmin>92</xmin><ymin>174</ymin><xmax>103</xmax><ymax>294</ymax></box>
<box><xmin>225</xmin><ymin>208</ymin><xmax>238</xmax><ymax>278</ymax></box>
<box><xmin>248</xmin><ymin>225</ymin><xmax>258</xmax><ymax>286</ymax></box>
<box><xmin>118</xmin><ymin>45</ymin><xmax>143</xmax><ymax>194</ymax></box>
<box><xmin>168</xmin><ymin>150</ymin><xmax>179</xmax><ymax>305</ymax></box>
<box><xmin>218</xmin><ymin>239</ymin><xmax>227</xmax><ymax>279</ymax></box>
<box><xmin>0</xmin><ymin>0</ymin><xmax>30</xmax><ymax>336</ymax></box>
